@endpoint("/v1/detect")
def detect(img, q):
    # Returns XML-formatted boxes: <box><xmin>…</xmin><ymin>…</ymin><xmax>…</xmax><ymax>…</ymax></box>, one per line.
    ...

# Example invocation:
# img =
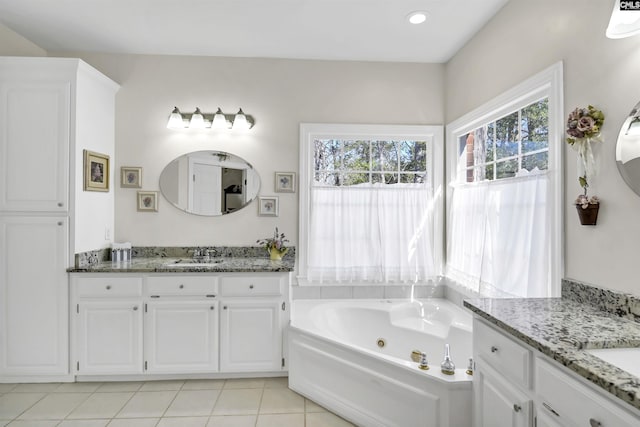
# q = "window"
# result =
<box><xmin>446</xmin><ymin>62</ymin><xmax>563</xmax><ymax>298</ymax></box>
<box><xmin>299</xmin><ymin>124</ymin><xmax>443</xmax><ymax>285</ymax></box>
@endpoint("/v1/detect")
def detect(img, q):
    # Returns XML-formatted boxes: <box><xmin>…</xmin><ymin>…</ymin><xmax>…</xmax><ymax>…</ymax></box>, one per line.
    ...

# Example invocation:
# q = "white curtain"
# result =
<box><xmin>307</xmin><ymin>183</ymin><xmax>436</xmax><ymax>284</ymax></box>
<box><xmin>446</xmin><ymin>172</ymin><xmax>549</xmax><ymax>298</ymax></box>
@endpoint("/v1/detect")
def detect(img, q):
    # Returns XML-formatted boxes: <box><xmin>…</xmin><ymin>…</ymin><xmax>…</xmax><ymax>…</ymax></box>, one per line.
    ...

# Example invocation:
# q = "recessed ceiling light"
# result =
<box><xmin>407</xmin><ymin>11</ymin><xmax>428</xmax><ymax>25</ymax></box>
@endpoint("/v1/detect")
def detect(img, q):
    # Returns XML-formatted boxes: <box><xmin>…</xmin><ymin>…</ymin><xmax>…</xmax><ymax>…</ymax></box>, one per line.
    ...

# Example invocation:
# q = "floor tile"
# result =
<box><xmin>96</xmin><ymin>382</ymin><xmax>143</xmax><ymax>392</ymax></box>
<box><xmin>11</xmin><ymin>385</ymin><xmax>59</xmax><ymax>393</ymax></box>
<box><xmin>306</xmin><ymin>412</ymin><xmax>355</xmax><ymax>427</ymax></box>
<box><xmin>54</xmin><ymin>383</ymin><xmax>102</xmax><ymax>393</ymax></box>
<box><xmin>67</xmin><ymin>392</ymin><xmax>133</xmax><ymax>419</ymax></box>
<box><xmin>0</xmin><ymin>393</ymin><xmax>45</xmax><ymax>419</ymax></box>
<box><xmin>182</xmin><ymin>380</ymin><xmax>225</xmax><ymax>390</ymax></box>
<box><xmin>139</xmin><ymin>380</ymin><xmax>184</xmax><ymax>391</ymax></box>
<box><xmin>116</xmin><ymin>391</ymin><xmax>177</xmax><ymax>418</ymax></box>
<box><xmin>259</xmin><ymin>388</ymin><xmax>304</xmax><ymax>414</ymax></box>
<box><xmin>18</xmin><ymin>393</ymin><xmax>89</xmax><ymax>420</ymax></box>
<box><xmin>157</xmin><ymin>416</ymin><xmax>209</xmax><ymax>427</ymax></box>
<box><xmin>0</xmin><ymin>385</ymin><xmax>17</xmax><ymax>394</ymax></box>
<box><xmin>305</xmin><ymin>398</ymin><xmax>328</xmax><ymax>413</ymax></box>
<box><xmin>6</xmin><ymin>421</ymin><xmax>59</xmax><ymax>427</ymax></box>
<box><xmin>107</xmin><ymin>418</ymin><xmax>159</xmax><ymax>427</ymax></box>
<box><xmin>263</xmin><ymin>377</ymin><xmax>288</xmax><ymax>389</ymax></box>
<box><xmin>164</xmin><ymin>390</ymin><xmax>220</xmax><ymax>417</ymax></box>
<box><xmin>256</xmin><ymin>413</ymin><xmax>304</xmax><ymax>427</ymax></box>
<box><xmin>211</xmin><ymin>389</ymin><xmax>263</xmax><ymax>415</ymax></box>
<box><xmin>57</xmin><ymin>420</ymin><xmax>109</xmax><ymax>427</ymax></box>
<box><xmin>222</xmin><ymin>379</ymin><xmax>264</xmax><ymax>389</ymax></box>
<box><xmin>206</xmin><ymin>415</ymin><xmax>257</xmax><ymax>427</ymax></box>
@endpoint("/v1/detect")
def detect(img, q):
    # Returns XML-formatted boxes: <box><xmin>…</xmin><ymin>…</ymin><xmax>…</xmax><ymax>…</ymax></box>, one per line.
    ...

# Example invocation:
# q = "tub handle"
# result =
<box><xmin>490</xmin><ymin>346</ymin><xmax>498</xmax><ymax>353</ymax></box>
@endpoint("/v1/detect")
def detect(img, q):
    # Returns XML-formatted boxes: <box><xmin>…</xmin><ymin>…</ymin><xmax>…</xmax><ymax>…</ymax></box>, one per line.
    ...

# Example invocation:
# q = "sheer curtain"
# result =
<box><xmin>307</xmin><ymin>183</ymin><xmax>436</xmax><ymax>284</ymax></box>
<box><xmin>447</xmin><ymin>172</ymin><xmax>549</xmax><ymax>298</ymax></box>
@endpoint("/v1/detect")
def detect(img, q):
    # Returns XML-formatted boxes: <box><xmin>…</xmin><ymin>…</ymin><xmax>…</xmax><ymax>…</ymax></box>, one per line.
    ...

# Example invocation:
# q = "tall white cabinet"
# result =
<box><xmin>0</xmin><ymin>57</ymin><xmax>119</xmax><ymax>381</ymax></box>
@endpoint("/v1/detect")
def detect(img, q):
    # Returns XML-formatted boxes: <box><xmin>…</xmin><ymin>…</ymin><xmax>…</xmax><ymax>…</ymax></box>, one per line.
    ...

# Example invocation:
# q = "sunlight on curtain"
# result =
<box><xmin>447</xmin><ymin>172</ymin><xmax>549</xmax><ymax>297</ymax></box>
<box><xmin>307</xmin><ymin>183</ymin><xmax>436</xmax><ymax>284</ymax></box>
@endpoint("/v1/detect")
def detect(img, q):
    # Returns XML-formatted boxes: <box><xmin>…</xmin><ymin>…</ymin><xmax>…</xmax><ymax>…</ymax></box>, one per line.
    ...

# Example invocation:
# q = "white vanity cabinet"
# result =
<box><xmin>472</xmin><ymin>317</ymin><xmax>640</xmax><ymax>427</ymax></box>
<box><xmin>144</xmin><ymin>275</ymin><xmax>219</xmax><ymax>374</ymax></box>
<box><xmin>473</xmin><ymin>320</ymin><xmax>532</xmax><ymax>427</ymax></box>
<box><xmin>219</xmin><ymin>274</ymin><xmax>288</xmax><ymax>372</ymax></box>
<box><xmin>75</xmin><ymin>276</ymin><xmax>143</xmax><ymax>375</ymax></box>
<box><xmin>71</xmin><ymin>271</ymin><xmax>289</xmax><ymax>378</ymax></box>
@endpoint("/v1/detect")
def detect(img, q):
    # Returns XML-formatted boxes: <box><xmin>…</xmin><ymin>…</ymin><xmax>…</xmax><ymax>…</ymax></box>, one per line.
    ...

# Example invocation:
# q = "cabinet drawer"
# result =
<box><xmin>76</xmin><ymin>277</ymin><xmax>142</xmax><ymax>297</ymax></box>
<box><xmin>474</xmin><ymin>319</ymin><xmax>531</xmax><ymax>388</ymax></box>
<box><xmin>536</xmin><ymin>357</ymin><xmax>638</xmax><ymax>427</ymax></box>
<box><xmin>146</xmin><ymin>276</ymin><xmax>218</xmax><ymax>296</ymax></box>
<box><xmin>220</xmin><ymin>275</ymin><xmax>283</xmax><ymax>296</ymax></box>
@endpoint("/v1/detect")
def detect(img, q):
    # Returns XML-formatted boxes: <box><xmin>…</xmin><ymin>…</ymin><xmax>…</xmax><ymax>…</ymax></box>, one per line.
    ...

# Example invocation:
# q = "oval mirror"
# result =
<box><xmin>616</xmin><ymin>101</ymin><xmax>640</xmax><ymax>197</ymax></box>
<box><xmin>159</xmin><ymin>150</ymin><xmax>260</xmax><ymax>216</ymax></box>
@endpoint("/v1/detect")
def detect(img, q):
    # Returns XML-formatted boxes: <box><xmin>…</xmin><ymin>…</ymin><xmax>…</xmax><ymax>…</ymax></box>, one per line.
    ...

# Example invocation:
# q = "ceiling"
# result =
<box><xmin>0</xmin><ymin>0</ymin><xmax>509</xmax><ymax>63</ymax></box>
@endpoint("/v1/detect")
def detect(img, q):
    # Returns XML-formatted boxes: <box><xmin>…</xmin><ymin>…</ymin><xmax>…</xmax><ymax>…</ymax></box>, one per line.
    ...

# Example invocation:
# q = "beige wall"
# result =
<box><xmin>446</xmin><ymin>0</ymin><xmax>640</xmax><ymax>294</ymax></box>
<box><xmin>51</xmin><ymin>53</ymin><xmax>445</xmax><ymax>248</ymax></box>
<box><xmin>0</xmin><ymin>23</ymin><xmax>46</xmax><ymax>56</ymax></box>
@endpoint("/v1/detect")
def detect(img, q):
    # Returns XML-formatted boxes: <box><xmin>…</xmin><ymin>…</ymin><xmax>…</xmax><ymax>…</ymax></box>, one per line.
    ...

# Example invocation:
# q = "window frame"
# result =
<box><xmin>445</xmin><ymin>61</ymin><xmax>564</xmax><ymax>297</ymax></box>
<box><xmin>298</xmin><ymin>123</ymin><xmax>444</xmax><ymax>285</ymax></box>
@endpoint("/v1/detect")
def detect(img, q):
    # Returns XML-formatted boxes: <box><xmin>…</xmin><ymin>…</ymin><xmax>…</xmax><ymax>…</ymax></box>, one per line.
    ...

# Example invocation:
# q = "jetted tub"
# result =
<box><xmin>288</xmin><ymin>299</ymin><xmax>473</xmax><ymax>427</ymax></box>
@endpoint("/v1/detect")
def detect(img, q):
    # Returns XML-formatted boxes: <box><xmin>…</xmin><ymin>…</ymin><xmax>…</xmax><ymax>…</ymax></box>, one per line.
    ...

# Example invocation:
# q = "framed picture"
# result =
<box><xmin>83</xmin><ymin>150</ymin><xmax>110</xmax><ymax>192</ymax></box>
<box><xmin>258</xmin><ymin>196</ymin><xmax>278</xmax><ymax>216</ymax></box>
<box><xmin>137</xmin><ymin>191</ymin><xmax>158</xmax><ymax>212</ymax></box>
<box><xmin>275</xmin><ymin>172</ymin><xmax>296</xmax><ymax>193</ymax></box>
<box><xmin>121</xmin><ymin>166</ymin><xmax>142</xmax><ymax>188</ymax></box>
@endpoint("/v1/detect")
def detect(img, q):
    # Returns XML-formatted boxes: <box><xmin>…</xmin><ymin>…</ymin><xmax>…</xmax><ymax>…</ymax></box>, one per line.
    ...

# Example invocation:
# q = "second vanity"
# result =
<box><xmin>68</xmin><ymin>248</ymin><xmax>293</xmax><ymax>380</ymax></box>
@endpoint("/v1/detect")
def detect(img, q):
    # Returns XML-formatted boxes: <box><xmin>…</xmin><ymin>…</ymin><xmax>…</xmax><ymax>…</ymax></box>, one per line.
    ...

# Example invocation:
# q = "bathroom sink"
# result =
<box><xmin>162</xmin><ymin>258</ymin><xmax>226</xmax><ymax>267</ymax></box>
<box><xmin>585</xmin><ymin>347</ymin><xmax>640</xmax><ymax>378</ymax></box>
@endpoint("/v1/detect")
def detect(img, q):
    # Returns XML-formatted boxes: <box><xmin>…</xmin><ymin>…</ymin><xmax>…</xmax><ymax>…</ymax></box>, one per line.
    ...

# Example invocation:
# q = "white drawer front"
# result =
<box><xmin>146</xmin><ymin>276</ymin><xmax>218</xmax><ymax>296</ymax></box>
<box><xmin>536</xmin><ymin>358</ymin><xmax>639</xmax><ymax>427</ymax></box>
<box><xmin>474</xmin><ymin>319</ymin><xmax>531</xmax><ymax>388</ymax></box>
<box><xmin>219</xmin><ymin>275</ymin><xmax>283</xmax><ymax>296</ymax></box>
<box><xmin>76</xmin><ymin>277</ymin><xmax>143</xmax><ymax>297</ymax></box>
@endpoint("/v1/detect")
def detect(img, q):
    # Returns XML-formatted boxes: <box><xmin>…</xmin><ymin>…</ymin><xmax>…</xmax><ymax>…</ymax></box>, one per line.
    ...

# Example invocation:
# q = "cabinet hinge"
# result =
<box><xmin>144</xmin><ymin>361</ymin><xmax>148</xmax><ymax>370</ymax></box>
<box><xmin>76</xmin><ymin>304</ymin><xmax>79</xmax><ymax>314</ymax></box>
<box><xmin>145</xmin><ymin>303</ymin><xmax>147</xmax><ymax>313</ymax></box>
<box><xmin>282</xmin><ymin>357</ymin><xmax>285</xmax><ymax>368</ymax></box>
<box><xmin>76</xmin><ymin>361</ymin><xmax>79</xmax><ymax>371</ymax></box>
<box><xmin>534</xmin><ymin>415</ymin><xmax>537</xmax><ymax>427</ymax></box>
<box><xmin>282</xmin><ymin>302</ymin><xmax>286</xmax><ymax>311</ymax></box>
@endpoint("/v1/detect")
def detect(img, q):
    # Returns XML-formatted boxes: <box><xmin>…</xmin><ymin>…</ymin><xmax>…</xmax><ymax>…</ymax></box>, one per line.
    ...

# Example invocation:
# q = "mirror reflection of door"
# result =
<box><xmin>189</xmin><ymin>158</ymin><xmax>222</xmax><ymax>215</ymax></box>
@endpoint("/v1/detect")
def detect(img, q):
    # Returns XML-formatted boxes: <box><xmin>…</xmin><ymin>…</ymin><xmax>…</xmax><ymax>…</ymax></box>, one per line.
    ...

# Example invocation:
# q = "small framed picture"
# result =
<box><xmin>258</xmin><ymin>196</ymin><xmax>278</xmax><ymax>216</ymax></box>
<box><xmin>137</xmin><ymin>191</ymin><xmax>158</xmax><ymax>212</ymax></box>
<box><xmin>121</xmin><ymin>167</ymin><xmax>142</xmax><ymax>188</ymax></box>
<box><xmin>83</xmin><ymin>150</ymin><xmax>110</xmax><ymax>192</ymax></box>
<box><xmin>275</xmin><ymin>172</ymin><xmax>296</xmax><ymax>193</ymax></box>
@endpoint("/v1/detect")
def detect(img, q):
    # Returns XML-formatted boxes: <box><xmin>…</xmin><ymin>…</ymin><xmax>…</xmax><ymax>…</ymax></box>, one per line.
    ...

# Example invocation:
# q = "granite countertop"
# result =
<box><xmin>464</xmin><ymin>297</ymin><xmax>640</xmax><ymax>412</ymax></box>
<box><xmin>68</xmin><ymin>256</ymin><xmax>295</xmax><ymax>273</ymax></box>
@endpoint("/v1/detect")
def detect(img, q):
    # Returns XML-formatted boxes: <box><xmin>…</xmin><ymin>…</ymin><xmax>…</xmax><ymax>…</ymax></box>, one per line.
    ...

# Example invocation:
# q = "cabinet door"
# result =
<box><xmin>0</xmin><ymin>216</ymin><xmax>68</xmax><ymax>375</ymax></box>
<box><xmin>474</xmin><ymin>357</ymin><xmax>532</xmax><ymax>427</ymax></box>
<box><xmin>0</xmin><ymin>80</ymin><xmax>70</xmax><ymax>212</ymax></box>
<box><xmin>77</xmin><ymin>301</ymin><xmax>143</xmax><ymax>375</ymax></box>
<box><xmin>145</xmin><ymin>301</ymin><xmax>219</xmax><ymax>373</ymax></box>
<box><xmin>219</xmin><ymin>300</ymin><xmax>282</xmax><ymax>372</ymax></box>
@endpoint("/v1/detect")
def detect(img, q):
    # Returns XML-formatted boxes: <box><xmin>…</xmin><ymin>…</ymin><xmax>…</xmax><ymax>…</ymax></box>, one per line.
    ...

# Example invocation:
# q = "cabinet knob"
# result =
<box><xmin>179</xmin><ymin>284</ymin><xmax>184</xmax><ymax>289</ymax></box>
<box><xmin>57</xmin><ymin>221</ymin><xmax>63</xmax><ymax>226</ymax></box>
<box><xmin>513</xmin><ymin>404</ymin><xmax>521</xmax><ymax>413</ymax></box>
<box><xmin>249</xmin><ymin>284</ymin><xmax>254</xmax><ymax>289</ymax></box>
<box><xmin>490</xmin><ymin>346</ymin><xmax>498</xmax><ymax>353</ymax></box>
<box><xmin>106</xmin><ymin>285</ymin><xmax>111</xmax><ymax>290</ymax></box>
<box><xmin>223</xmin><ymin>306</ymin><xmax>228</xmax><ymax>310</ymax></box>
<box><xmin>589</xmin><ymin>419</ymin><xmax>602</xmax><ymax>427</ymax></box>
<box><xmin>210</xmin><ymin>306</ymin><xmax>215</xmax><ymax>310</ymax></box>
<box><xmin>58</xmin><ymin>202</ymin><xmax>63</xmax><ymax>207</ymax></box>
<box><xmin>133</xmin><ymin>306</ymin><xmax>138</xmax><ymax>311</ymax></box>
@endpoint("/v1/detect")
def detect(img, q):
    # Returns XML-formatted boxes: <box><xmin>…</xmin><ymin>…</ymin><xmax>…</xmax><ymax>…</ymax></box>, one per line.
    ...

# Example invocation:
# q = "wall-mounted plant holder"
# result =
<box><xmin>576</xmin><ymin>203</ymin><xmax>599</xmax><ymax>225</ymax></box>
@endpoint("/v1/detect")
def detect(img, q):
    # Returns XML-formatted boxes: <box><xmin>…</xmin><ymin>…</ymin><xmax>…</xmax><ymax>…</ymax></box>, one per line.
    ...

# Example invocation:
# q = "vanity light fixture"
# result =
<box><xmin>166</xmin><ymin>106</ymin><xmax>254</xmax><ymax>130</ymax></box>
<box><xmin>606</xmin><ymin>0</ymin><xmax>640</xmax><ymax>39</ymax></box>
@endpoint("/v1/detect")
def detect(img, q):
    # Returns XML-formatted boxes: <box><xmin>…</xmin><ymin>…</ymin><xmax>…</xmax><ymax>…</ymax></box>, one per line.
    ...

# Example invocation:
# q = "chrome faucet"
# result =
<box><xmin>440</xmin><ymin>344</ymin><xmax>455</xmax><ymax>375</ymax></box>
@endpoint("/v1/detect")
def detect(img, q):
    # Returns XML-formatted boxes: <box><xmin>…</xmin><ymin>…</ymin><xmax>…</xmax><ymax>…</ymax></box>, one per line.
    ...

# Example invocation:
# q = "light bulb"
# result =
<box><xmin>232</xmin><ymin>108</ymin><xmax>250</xmax><ymax>130</ymax></box>
<box><xmin>407</xmin><ymin>11</ymin><xmax>428</xmax><ymax>25</ymax></box>
<box><xmin>189</xmin><ymin>107</ymin><xmax>206</xmax><ymax>129</ymax></box>
<box><xmin>167</xmin><ymin>106</ymin><xmax>184</xmax><ymax>129</ymax></box>
<box><xmin>212</xmin><ymin>108</ymin><xmax>230</xmax><ymax>129</ymax></box>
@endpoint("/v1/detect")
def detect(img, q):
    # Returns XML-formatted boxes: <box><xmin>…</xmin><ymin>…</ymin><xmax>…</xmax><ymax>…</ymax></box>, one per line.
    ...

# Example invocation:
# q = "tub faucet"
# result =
<box><xmin>440</xmin><ymin>344</ymin><xmax>455</xmax><ymax>375</ymax></box>
<box><xmin>418</xmin><ymin>352</ymin><xmax>429</xmax><ymax>370</ymax></box>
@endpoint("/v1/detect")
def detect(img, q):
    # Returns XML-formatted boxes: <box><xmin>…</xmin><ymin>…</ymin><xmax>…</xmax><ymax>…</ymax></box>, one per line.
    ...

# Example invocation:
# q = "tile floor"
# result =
<box><xmin>0</xmin><ymin>378</ymin><xmax>354</xmax><ymax>427</ymax></box>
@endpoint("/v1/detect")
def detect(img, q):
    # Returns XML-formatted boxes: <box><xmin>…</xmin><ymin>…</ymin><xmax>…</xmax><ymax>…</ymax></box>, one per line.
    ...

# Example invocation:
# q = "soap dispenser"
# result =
<box><xmin>440</xmin><ymin>344</ymin><xmax>455</xmax><ymax>375</ymax></box>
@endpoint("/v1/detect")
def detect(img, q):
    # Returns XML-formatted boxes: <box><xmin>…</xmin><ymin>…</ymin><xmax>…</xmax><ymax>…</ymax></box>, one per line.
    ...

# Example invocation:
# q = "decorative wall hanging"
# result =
<box><xmin>258</xmin><ymin>196</ymin><xmax>278</xmax><ymax>217</ymax></box>
<box><xmin>83</xmin><ymin>150</ymin><xmax>110</xmax><ymax>192</ymax></box>
<box><xmin>121</xmin><ymin>166</ymin><xmax>142</xmax><ymax>188</ymax></box>
<box><xmin>566</xmin><ymin>105</ymin><xmax>605</xmax><ymax>225</ymax></box>
<box><xmin>137</xmin><ymin>191</ymin><xmax>158</xmax><ymax>212</ymax></box>
<box><xmin>275</xmin><ymin>172</ymin><xmax>296</xmax><ymax>193</ymax></box>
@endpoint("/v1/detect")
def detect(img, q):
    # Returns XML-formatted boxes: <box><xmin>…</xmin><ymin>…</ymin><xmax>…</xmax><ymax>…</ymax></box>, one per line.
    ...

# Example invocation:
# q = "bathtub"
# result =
<box><xmin>288</xmin><ymin>299</ymin><xmax>473</xmax><ymax>427</ymax></box>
